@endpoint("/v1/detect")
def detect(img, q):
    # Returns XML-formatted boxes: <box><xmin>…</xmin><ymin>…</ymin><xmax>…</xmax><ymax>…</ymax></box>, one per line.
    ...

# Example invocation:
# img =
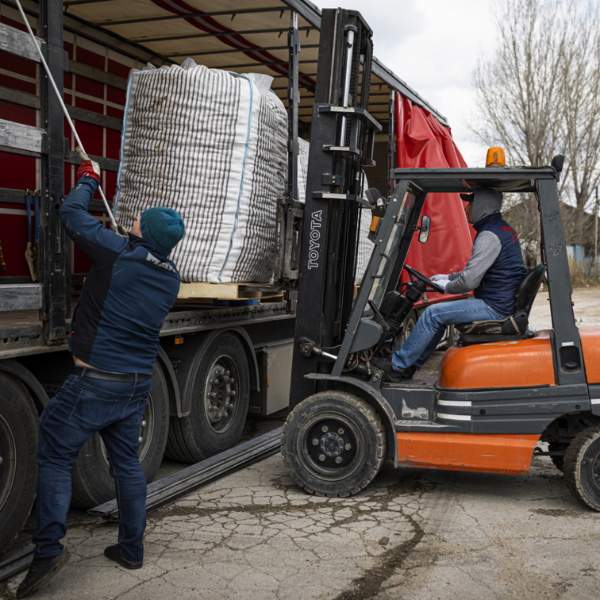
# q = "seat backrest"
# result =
<box><xmin>514</xmin><ymin>263</ymin><xmax>547</xmax><ymax>313</ymax></box>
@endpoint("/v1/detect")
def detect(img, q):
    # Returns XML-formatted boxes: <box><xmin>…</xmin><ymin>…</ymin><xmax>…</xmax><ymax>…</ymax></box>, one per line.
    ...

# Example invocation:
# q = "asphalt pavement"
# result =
<box><xmin>2</xmin><ymin>288</ymin><xmax>599</xmax><ymax>600</ymax></box>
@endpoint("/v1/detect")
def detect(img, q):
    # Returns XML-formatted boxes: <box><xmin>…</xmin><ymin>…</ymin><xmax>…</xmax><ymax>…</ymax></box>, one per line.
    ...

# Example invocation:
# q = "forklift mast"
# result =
<box><xmin>289</xmin><ymin>9</ymin><xmax>381</xmax><ymax>409</ymax></box>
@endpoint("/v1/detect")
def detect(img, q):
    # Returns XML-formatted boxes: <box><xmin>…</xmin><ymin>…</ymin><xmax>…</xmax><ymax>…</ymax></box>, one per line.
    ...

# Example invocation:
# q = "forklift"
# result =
<box><xmin>282</xmin><ymin>8</ymin><xmax>600</xmax><ymax>511</ymax></box>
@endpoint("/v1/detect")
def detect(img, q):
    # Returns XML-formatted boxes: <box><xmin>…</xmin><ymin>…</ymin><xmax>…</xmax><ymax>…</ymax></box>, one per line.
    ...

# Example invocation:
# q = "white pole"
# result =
<box><xmin>14</xmin><ymin>0</ymin><xmax>118</xmax><ymax>231</ymax></box>
<box><xmin>595</xmin><ymin>186</ymin><xmax>599</xmax><ymax>277</ymax></box>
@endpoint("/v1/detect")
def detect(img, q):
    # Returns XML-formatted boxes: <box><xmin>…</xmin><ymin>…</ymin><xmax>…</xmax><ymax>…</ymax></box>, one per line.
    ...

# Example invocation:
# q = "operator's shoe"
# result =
<box><xmin>371</xmin><ymin>357</ymin><xmax>416</xmax><ymax>383</ymax></box>
<box><xmin>16</xmin><ymin>550</ymin><xmax>71</xmax><ymax>598</ymax></box>
<box><xmin>104</xmin><ymin>545</ymin><xmax>143</xmax><ymax>569</ymax></box>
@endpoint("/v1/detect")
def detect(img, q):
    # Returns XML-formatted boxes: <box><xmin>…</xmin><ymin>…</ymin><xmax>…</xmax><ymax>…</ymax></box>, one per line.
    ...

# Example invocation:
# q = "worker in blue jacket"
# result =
<box><xmin>18</xmin><ymin>151</ymin><xmax>185</xmax><ymax>598</ymax></box>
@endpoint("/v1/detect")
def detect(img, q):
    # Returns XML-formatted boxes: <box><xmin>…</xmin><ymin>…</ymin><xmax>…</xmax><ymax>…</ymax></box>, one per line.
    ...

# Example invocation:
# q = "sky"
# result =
<box><xmin>310</xmin><ymin>0</ymin><xmax>497</xmax><ymax>167</ymax></box>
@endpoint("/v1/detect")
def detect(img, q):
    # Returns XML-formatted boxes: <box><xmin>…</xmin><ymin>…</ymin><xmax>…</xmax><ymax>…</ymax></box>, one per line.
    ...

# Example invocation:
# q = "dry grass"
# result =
<box><xmin>568</xmin><ymin>258</ymin><xmax>600</xmax><ymax>287</ymax></box>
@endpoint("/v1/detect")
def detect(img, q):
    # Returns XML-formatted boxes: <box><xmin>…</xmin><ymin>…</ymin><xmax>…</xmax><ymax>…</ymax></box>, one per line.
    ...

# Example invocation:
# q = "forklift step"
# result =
<box><xmin>394</xmin><ymin>419</ymin><xmax>460</xmax><ymax>433</ymax></box>
<box><xmin>386</xmin><ymin>375</ymin><xmax>438</xmax><ymax>389</ymax></box>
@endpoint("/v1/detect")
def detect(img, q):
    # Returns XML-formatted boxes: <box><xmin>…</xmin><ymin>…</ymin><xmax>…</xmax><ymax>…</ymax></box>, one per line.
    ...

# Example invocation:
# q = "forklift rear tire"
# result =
<box><xmin>70</xmin><ymin>360</ymin><xmax>169</xmax><ymax>509</ymax></box>
<box><xmin>0</xmin><ymin>373</ymin><xmax>38</xmax><ymax>555</ymax></box>
<box><xmin>564</xmin><ymin>424</ymin><xmax>600</xmax><ymax>511</ymax></box>
<box><xmin>282</xmin><ymin>391</ymin><xmax>386</xmax><ymax>497</ymax></box>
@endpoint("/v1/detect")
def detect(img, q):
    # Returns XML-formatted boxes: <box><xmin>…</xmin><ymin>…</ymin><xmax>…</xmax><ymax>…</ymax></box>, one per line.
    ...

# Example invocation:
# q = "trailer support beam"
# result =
<box><xmin>39</xmin><ymin>0</ymin><xmax>70</xmax><ymax>344</ymax></box>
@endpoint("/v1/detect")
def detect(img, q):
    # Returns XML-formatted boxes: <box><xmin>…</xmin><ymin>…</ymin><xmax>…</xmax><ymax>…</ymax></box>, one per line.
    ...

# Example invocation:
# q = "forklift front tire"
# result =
<box><xmin>282</xmin><ymin>391</ymin><xmax>386</xmax><ymax>497</ymax></box>
<box><xmin>564</xmin><ymin>424</ymin><xmax>600</xmax><ymax>511</ymax></box>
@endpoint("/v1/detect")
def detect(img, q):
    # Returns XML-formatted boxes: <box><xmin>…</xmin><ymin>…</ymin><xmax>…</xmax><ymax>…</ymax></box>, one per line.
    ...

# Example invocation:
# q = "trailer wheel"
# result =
<box><xmin>0</xmin><ymin>373</ymin><xmax>38</xmax><ymax>555</ymax></box>
<box><xmin>166</xmin><ymin>332</ymin><xmax>250</xmax><ymax>462</ymax></box>
<box><xmin>564</xmin><ymin>424</ymin><xmax>600</xmax><ymax>511</ymax></box>
<box><xmin>282</xmin><ymin>391</ymin><xmax>386</xmax><ymax>497</ymax></box>
<box><xmin>70</xmin><ymin>360</ymin><xmax>169</xmax><ymax>509</ymax></box>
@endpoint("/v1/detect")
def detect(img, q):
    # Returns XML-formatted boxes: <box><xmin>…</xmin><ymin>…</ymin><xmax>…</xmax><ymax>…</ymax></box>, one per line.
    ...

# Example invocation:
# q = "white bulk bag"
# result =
<box><xmin>114</xmin><ymin>61</ymin><xmax>287</xmax><ymax>283</ymax></box>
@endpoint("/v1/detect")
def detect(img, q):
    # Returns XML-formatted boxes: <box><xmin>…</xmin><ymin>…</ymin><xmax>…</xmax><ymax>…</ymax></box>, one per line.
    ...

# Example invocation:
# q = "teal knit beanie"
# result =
<box><xmin>140</xmin><ymin>207</ymin><xmax>185</xmax><ymax>251</ymax></box>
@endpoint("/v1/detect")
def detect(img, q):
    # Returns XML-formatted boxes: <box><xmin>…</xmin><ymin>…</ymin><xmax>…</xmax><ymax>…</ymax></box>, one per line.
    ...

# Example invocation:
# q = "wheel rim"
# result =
<box><xmin>297</xmin><ymin>411</ymin><xmax>365</xmax><ymax>481</ymax></box>
<box><xmin>592</xmin><ymin>453</ymin><xmax>600</xmax><ymax>492</ymax></box>
<box><xmin>99</xmin><ymin>394</ymin><xmax>155</xmax><ymax>466</ymax></box>
<box><xmin>203</xmin><ymin>355</ymin><xmax>239</xmax><ymax>433</ymax></box>
<box><xmin>0</xmin><ymin>414</ymin><xmax>17</xmax><ymax>513</ymax></box>
<box><xmin>137</xmin><ymin>395</ymin><xmax>155</xmax><ymax>462</ymax></box>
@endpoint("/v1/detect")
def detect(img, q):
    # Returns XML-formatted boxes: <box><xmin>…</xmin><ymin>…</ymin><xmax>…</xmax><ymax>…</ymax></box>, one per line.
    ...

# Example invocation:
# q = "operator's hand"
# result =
<box><xmin>75</xmin><ymin>146</ymin><xmax>100</xmax><ymax>181</ymax></box>
<box><xmin>431</xmin><ymin>274</ymin><xmax>449</xmax><ymax>282</ymax></box>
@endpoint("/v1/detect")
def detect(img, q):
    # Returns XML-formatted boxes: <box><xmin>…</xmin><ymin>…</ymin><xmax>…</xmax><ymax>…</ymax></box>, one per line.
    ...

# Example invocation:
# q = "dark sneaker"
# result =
<box><xmin>104</xmin><ymin>545</ymin><xmax>143</xmax><ymax>570</ymax></box>
<box><xmin>371</xmin><ymin>357</ymin><xmax>416</xmax><ymax>383</ymax></box>
<box><xmin>16</xmin><ymin>551</ymin><xmax>71</xmax><ymax>598</ymax></box>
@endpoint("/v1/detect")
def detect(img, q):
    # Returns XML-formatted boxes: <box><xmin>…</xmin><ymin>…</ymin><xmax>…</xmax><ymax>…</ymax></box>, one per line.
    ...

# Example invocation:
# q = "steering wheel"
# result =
<box><xmin>404</xmin><ymin>264</ymin><xmax>446</xmax><ymax>294</ymax></box>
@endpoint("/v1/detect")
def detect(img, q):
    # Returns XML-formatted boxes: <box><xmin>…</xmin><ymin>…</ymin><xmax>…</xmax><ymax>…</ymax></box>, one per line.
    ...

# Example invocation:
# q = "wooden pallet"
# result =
<box><xmin>177</xmin><ymin>282</ymin><xmax>285</xmax><ymax>303</ymax></box>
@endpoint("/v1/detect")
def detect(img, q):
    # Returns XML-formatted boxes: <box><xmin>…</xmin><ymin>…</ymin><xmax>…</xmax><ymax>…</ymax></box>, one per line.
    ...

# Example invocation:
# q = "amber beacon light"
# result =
<box><xmin>486</xmin><ymin>147</ymin><xmax>506</xmax><ymax>167</ymax></box>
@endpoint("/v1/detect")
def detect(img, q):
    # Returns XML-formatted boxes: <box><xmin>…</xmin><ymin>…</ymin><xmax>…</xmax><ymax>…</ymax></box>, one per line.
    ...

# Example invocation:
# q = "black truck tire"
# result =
<box><xmin>564</xmin><ymin>424</ymin><xmax>600</xmax><ymax>511</ymax></box>
<box><xmin>0</xmin><ymin>372</ymin><xmax>38</xmax><ymax>555</ymax></box>
<box><xmin>70</xmin><ymin>361</ymin><xmax>169</xmax><ymax>509</ymax></box>
<box><xmin>166</xmin><ymin>332</ymin><xmax>250</xmax><ymax>463</ymax></box>
<box><xmin>282</xmin><ymin>390</ymin><xmax>386</xmax><ymax>497</ymax></box>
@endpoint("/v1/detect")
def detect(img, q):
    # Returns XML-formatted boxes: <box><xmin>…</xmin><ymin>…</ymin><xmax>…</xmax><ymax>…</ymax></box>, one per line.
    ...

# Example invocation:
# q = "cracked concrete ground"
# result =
<box><xmin>3</xmin><ymin>452</ymin><xmax>600</xmax><ymax>600</ymax></box>
<box><xmin>3</xmin><ymin>288</ymin><xmax>600</xmax><ymax>599</ymax></box>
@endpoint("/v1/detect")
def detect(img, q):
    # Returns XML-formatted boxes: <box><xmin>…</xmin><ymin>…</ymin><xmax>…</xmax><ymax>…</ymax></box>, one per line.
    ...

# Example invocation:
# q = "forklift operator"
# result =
<box><xmin>372</xmin><ymin>185</ymin><xmax>527</xmax><ymax>384</ymax></box>
<box><xmin>17</xmin><ymin>152</ymin><xmax>185</xmax><ymax>598</ymax></box>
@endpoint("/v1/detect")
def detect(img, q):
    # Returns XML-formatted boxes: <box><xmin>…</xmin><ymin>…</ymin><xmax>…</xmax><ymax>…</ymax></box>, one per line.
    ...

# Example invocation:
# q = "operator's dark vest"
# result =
<box><xmin>472</xmin><ymin>213</ymin><xmax>527</xmax><ymax>316</ymax></box>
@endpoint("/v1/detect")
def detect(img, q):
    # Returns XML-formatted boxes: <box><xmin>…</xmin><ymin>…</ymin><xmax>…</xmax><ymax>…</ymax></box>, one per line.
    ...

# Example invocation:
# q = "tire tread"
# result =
<box><xmin>564</xmin><ymin>424</ymin><xmax>600</xmax><ymax>511</ymax></box>
<box><xmin>282</xmin><ymin>391</ymin><xmax>386</xmax><ymax>498</ymax></box>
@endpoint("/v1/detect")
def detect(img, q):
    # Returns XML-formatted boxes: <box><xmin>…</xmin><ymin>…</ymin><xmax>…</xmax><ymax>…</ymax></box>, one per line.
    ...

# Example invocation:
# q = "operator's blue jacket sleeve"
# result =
<box><xmin>59</xmin><ymin>176</ymin><xmax>127</xmax><ymax>264</ymax></box>
<box><xmin>59</xmin><ymin>176</ymin><xmax>181</xmax><ymax>375</ymax></box>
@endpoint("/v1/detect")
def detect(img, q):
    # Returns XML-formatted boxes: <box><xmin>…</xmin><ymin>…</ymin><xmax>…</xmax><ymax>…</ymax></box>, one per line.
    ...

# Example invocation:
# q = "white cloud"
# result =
<box><xmin>309</xmin><ymin>0</ymin><xmax>497</xmax><ymax>167</ymax></box>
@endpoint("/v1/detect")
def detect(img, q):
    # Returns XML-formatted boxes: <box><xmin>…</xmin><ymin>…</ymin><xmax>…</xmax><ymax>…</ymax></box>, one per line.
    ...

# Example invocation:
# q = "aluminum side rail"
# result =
<box><xmin>0</xmin><ymin>546</ymin><xmax>34</xmax><ymax>583</ymax></box>
<box><xmin>90</xmin><ymin>427</ymin><xmax>282</xmax><ymax>521</ymax></box>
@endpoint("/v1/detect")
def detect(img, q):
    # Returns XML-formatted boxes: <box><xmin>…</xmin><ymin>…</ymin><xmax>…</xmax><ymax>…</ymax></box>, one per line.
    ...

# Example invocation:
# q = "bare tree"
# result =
<box><xmin>471</xmin><ymin>0</ymin><xmax>600</xmax><ymax>251</ymax></box>
<box><xmin>561</xmin><ymin>4</ymin><xmax>600</xmax><ymax>241</ymax></box>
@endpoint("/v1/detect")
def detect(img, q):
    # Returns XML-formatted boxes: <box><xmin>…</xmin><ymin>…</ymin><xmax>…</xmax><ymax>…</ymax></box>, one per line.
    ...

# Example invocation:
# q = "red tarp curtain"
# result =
<box><xmin>396</xmin><ymin>94</ymin><xmax>475</xmax><ymax>305</ymax></box>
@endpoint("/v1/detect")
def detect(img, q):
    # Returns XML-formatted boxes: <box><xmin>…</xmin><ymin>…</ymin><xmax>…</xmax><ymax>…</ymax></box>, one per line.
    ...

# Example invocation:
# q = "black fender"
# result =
<box><xmin>0</xmin><ymin>358</ymin><xmax>49</xmax><ymax>412</ymax></box>
<box><xmin>164</xmin><ymin>327</ymin><xmax>260</xmax><ymax>418</ymax></box>
<box><xmin>156</xmin><ymin>345</ymin><xmax>182</xmax><ymax>418</ymax></box>
<box><xmin>305</xmin><ymin>373</ymin><xmax>398</xmax><ymax>465</ymax></box>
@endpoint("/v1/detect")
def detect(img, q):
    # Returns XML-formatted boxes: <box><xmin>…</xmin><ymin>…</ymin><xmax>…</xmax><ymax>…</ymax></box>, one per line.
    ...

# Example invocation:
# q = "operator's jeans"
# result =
<box><xmin>33</xmin><ymin>372</ymin><xmax>152</xmax><ymax>562</ymax></box>
<box><xmin>392</xmin><ymin>298</ymin><xmax>507</xmax><ymax>371</ymax></box>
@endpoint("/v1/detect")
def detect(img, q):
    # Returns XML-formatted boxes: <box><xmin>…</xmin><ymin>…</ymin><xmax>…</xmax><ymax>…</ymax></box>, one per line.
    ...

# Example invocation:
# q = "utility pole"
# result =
<box><xmin>595</xmin><ymin>187</ymin><xmax>599</xmax><ymax>277</ymax></box>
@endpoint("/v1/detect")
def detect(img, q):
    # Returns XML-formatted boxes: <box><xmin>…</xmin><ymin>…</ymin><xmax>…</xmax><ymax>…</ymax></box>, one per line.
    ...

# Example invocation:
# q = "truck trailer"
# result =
<box><xmin>0</xmin><ymin>0</ymin><xmax>468</xmax><ymax>554</ymax></box>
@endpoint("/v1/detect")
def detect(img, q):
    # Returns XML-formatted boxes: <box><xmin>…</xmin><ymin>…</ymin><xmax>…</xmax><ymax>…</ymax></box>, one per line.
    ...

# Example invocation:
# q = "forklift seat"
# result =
<box><xmin>456</xmin><ymin>263</ymin><xmax>547</xmax><ymax>344</ymax></box>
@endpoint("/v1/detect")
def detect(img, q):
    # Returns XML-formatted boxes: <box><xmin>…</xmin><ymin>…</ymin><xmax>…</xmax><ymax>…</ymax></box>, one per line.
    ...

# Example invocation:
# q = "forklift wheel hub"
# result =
<box><xmin>302</xmin><ymin>414</ymin><xmax>362</xmax><ymax>479</ymax></box>
<box><xmin>320</xmin><ymin>432</ymin><xmax>345</xmax><ymax>457</ymax></box>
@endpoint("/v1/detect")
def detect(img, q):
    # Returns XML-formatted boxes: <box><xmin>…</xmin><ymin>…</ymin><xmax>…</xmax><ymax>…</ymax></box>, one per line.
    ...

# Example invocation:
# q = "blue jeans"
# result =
<box><xmin>33</xmin><ymin>372</ymin><xmax>152</xmax><ymax>562</ymax></box>
<box><xmin>392</xmin><ymin>298</ymin><xmax>507</xmax><ymax>371</ymax></box>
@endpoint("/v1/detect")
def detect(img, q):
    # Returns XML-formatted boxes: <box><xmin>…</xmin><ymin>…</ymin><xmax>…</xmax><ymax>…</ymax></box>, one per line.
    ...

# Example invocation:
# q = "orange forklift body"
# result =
<box><xmin>396</xmin><ymin>432</ymin><xmax>539</xmax><ymax>475</ymax></box>
<box><xmin>395</xmin><ymin>327</ymin><xmax>600</xmax><ymax>474</ymax></box>
<box><xmin>439</xmin><ymin>330</ymin><xmax>556</xmax><ymax>389</ymax></box>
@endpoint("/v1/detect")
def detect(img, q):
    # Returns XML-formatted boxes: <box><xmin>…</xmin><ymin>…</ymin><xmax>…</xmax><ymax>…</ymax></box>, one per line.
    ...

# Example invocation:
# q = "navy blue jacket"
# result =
<box><xmin>473</xmin><ymin>213</ymin><xmax>527</xmax><ymax>316</ymax></box>
<box><xmin>59</xmin><ymin>177</ymin><xmax>180</xmax><ymax>374</ymax></box>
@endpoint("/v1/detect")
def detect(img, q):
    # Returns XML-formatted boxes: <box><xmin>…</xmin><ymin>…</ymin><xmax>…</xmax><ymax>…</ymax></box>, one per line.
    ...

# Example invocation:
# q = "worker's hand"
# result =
<box><xmin>431</xmin><ymin>274</ymin><xmax>449</xmax><ymax>282</ymax></box>
<box><xmin>75</xmin><ymin>146</ymin><xmax>100</xmax><ymax>181</ymax></box>
<box><xmin>113</xmin><ymin>224</ymin><xmax>129</xmax><ymax>238</ymax></box>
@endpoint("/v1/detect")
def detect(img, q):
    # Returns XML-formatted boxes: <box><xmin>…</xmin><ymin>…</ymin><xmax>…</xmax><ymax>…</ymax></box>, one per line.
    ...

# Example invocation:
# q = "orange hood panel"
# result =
<box><xmin>580</xmin><ymin>327</ymin><xmax>600</xmax><ymax>383</ymax></box>
<box><xmin>439</xmin><ymin>330</ymin><xmax>555</xmax><ymax>389</ymax></box>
